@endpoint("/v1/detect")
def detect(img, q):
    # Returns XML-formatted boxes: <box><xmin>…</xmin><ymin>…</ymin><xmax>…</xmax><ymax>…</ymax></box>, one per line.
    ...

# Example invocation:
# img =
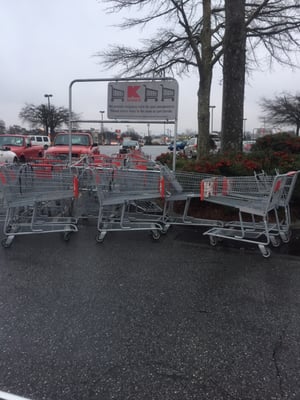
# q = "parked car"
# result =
<box><xmin>243</xmin><ymin>140</ymin><xmax>256</xmax><ymax>153</ymax></box>
<box><xmin>30</xmin><ymin>135</ymin><xmax>51</xmax><ymax>148</ymax></box>
<box><xmin>167</xmin><ymin>141</ymin><xmax>187</xmax><ymax>151</ymax></box>
<box><xmin>44</xmin><ymin>132</ymin><xmax>99</xmax><ymax>160</ymax></box>
<box><xmin>0</xmin><ymin>135</ymin><xmax>44</xmax><ymax>162</ymax></box>
<box><xmin>184</xmin><ymin>135</ymin><xmax>221</xmax><ymax>158</ymax></box>
<box><xmin>119</xmin><ymin>139</ymin><xmax>140</xmax><ymax>154</ymax></box>
<box><xmin>183</xmin><ymin>137</ymin><xmax>198</xmax><ymax>158</ymax></box>
<box><xmin>0</xmin><ymin>147</ymin><xmax>18</xmax><ymax>164</ymax></box>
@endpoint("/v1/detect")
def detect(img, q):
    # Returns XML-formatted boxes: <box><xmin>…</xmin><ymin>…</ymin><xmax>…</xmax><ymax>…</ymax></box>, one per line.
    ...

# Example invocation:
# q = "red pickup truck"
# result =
<box><xmin>44</xmin><ymin>132</ymin><xmax>100</xmax><ymax>160</ymax></box>
<box><xmin>0</xmin><ymin>134</ymin><xmax>44</xmax><ymax>162</ymax></box>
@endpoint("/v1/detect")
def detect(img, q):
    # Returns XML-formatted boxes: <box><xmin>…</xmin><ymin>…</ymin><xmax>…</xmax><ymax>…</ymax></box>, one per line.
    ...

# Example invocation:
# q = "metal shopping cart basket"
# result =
<box><xmin>91</xmin><ymin>167</ymin><xmax>165</xmax><ymax>242</ymax></box>
<box><xmin>223</xmin><ymin>170</ymin><xmax>300</xmax><ymax>244</ymax></box>
<box><xmin>0</xmin><ymin>163</ymin><xmax>78</xmax><ymax>248</ymax></box>
<box><xmin>129</xmin><ymin>167</ymin><xmax>223</xmax><ymax>230</ymax></box>
<box><xmin>161</xmin><ymin>168</ymin><xmax>223</xmax><ymax>228</ymax></box>
<box><xmin>200</xmin><ymin>171</ymin><xmax>299</xmax><ymax>257</ymax></box>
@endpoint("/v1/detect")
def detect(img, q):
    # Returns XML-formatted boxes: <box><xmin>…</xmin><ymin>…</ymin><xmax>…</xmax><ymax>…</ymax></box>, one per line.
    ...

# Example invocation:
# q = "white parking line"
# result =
<box><xmin>0</xmin><ymin>391</ymin><xmax>32</xmax><ymax>400</ymax></box>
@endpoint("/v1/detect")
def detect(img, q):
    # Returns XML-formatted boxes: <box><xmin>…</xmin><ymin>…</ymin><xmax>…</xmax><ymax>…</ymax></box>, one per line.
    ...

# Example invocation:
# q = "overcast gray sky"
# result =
<box><xmin>1</xmin><ymin>0</ymin><xmax>299</xmax><ymax>136</ymax></box>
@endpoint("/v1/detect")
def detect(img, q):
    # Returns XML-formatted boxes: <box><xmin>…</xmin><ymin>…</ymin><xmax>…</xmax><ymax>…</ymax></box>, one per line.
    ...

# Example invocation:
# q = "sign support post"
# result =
<box><xmin>68</xmin><ymin>77</ymin><xmax>179</xmax><ymax>169</ymax></box>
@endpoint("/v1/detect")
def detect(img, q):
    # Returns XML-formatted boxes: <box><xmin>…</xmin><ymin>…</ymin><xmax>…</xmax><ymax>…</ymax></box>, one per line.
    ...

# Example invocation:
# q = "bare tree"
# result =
<box><xmin>245</xmin><ymin>1</ymin><xmax>300</xmax><ymax>69</ymax></box>
<box><xmin>221</xmin><ymin>0</ymin><xmax>300</xmax><ymax>152</ymax></box>
<box><xmin>98</xmin><ymin>0</ymin><xmax>224</xmax><ymax>158</ymax></box>
<box><xmin>98</xmin><ymin>0</ymin><xmax>300</xmax><ymax>157</ymax></box>
<box><xmin>19</xmin><ymin>104</ymin><xmax>79</xmax><ymax>142</ymax></box>
<box><xmin>260</xmin><ymin>93</ymin><xmax>300</xmax><ymax>136</ymax></box>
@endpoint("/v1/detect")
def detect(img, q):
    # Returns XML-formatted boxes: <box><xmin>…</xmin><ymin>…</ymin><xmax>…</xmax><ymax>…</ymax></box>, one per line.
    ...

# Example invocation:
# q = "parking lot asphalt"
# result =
<box><xmin>0</xmin><ymin>222</ymin><xmax>300</xmax><ymax>400</ymax></box>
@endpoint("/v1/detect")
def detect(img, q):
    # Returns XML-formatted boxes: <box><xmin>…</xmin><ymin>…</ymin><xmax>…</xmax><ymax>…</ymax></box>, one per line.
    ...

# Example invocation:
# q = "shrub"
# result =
<box><xmin>155</xmin><ymin>142</ymin><xmax>300</xmax><ymax>204</ymax></box>
<box><xmin>251</xmin><ymin>132</ymin><xmax>300</xmax><ymax>154</ymax></box>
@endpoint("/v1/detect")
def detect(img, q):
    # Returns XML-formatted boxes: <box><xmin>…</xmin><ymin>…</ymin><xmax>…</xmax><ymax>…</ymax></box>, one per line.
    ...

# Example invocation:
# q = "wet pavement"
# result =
<box><xmin>0</xmin><ymin>221</ymin><xmax>300</xmax><ymax>400</ymax></box>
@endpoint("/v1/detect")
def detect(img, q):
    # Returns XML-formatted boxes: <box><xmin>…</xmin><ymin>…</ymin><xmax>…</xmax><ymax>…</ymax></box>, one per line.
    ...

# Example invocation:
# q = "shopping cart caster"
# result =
<box><xmin>96</xmin><ymin>232</ymin><xmax>106</xmax><ymax>243</ymax></box>
<box><xmin>1</xmin><ymin>236</ymin><xmax>14</xmax><ymax>248</ymax></box>
<box><xmin>63</xmin><ymin>231</ymin><xmax>72</xmax><ymax>242</ymax></box>
<box><xmin>258</xmin><ymin>244</ymin><xmax>271</xmax><ymax>258</ymax></box>
<box><xmin>280</xmin><ymin>230</ymin><xmax>292</xmax><ymax>243</ymax></box>
<box><xmin>270</xmin><ymin>235</ymin><xmax>281</xmax><ymax>247</ymax></box>
<box><xmin>151</xmin><ymin>230</ymin><xmax>161</xmax><ymax>241</ymax></box>
<box><xmin>209</xmin><ymin>235</ymin><xmax>218</xmax><ymax>246</ymax></box>
<box><xmin>161</xmin><ymin>224</ymin><xmax>170</xmax><ymax>234</ymax></box>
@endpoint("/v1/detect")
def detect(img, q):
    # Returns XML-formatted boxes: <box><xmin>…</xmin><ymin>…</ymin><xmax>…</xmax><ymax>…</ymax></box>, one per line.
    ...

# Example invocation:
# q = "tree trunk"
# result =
<box><xmin>196</xmin><ymin>0</ymin><xmax>213</xmax><ymax>160</ymax></box>
<box><xmin>197</xmin><ymin>68</ymin><xmax>212</xmax><ymax>159</ymax></box>
<box><xmin>221</xmin><ymin>0</ymin><xmax>246</xmax><ymax>153</ymax></box>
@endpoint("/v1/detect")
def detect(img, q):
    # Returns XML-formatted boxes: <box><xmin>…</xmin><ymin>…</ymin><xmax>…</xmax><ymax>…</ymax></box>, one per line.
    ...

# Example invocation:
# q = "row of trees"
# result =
<box><xmin>1</xmin><ymin>92</ymin><xmax>300</xmax><ymax>142</ymax></box>
<box><xmin>98</xmin><ymin>0</ymin><xmax>300</xmax><ymax>159</ymax></box>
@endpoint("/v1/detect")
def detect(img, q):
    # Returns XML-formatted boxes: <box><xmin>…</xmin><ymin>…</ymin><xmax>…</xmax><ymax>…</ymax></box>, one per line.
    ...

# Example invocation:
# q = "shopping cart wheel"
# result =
<box><xmin>151</xmin><ymin>230</ymin><xmax>161</xmax><ymax>241</ymax></box>
<box><xmin>63</xmin><ymin>231</ymin><xmax>72</xmax><ymax>242</ymax></box>
<box><xmin>1</xmin><ymin>237</ymin><xmax>13</xmax><ymax>248</ymax></box>
<box><xmin>161</xmin><ymin>224</ymin><xmax>170</xmax><ymax>234</ymax></box>
<box><xmin>209</xmin><ymin>235</ymin><xmax>218</xmax><ymax>246</ymax></box>
<box><xmin>96</xmin><ymin>232</ymin><xmax>106</xmax><ymax>243</ymax></box>
<box><xmin>259</xmin><ymin>245</ymin><xmax>271</xmax><ymax>258</ymax></box>
<box><xmin>270</xmin><ymin>235</ymin><xmax>281</xmax><ymax>247</ymax></box>
<box><xmin>280</xmin><ymin>230</ymin><xmax>292</xmax><ymax>243</ymax></box>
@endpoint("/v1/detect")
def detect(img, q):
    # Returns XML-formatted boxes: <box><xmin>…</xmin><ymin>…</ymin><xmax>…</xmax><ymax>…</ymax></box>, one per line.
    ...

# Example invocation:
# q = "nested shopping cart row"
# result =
<box><xmin>0</xmin><ymin>162</ymin><xmax>299</xmax><ymax>257</ymax></box>
<box><xmin>0</xmin><ymin>163</ymin><xmax>78</xmax><ymax>248</ymax></box>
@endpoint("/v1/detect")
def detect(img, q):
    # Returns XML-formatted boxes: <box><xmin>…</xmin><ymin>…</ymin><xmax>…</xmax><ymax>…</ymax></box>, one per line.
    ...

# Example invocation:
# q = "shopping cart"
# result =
<box><xmin>110</xmin><ymin>85</ymin><xmax>125</xmax><ymax>102</ymax></box>
<box><xmin>0</xmin><ymin>163</ymin><xmax>78</xmax><ymax>248</ymax></box>
<box><xmin>123</xmin><ymin>167</ymin><xmax>224</xmax><ymax>231</ymax></box>
<box><xmin>201</xmin><ymin>171</ymin><xmax>299</xmax><ymax>257</ymax></box>
<box><xmin>143</xmin><ymin>85</ymin><xmax>158</xmax><ymax>101</ymax></box>
<box><xmin>160</xmin><ymin>85</ymin><xmax>175</xmax><ymax>101</ymax></box>
<box><xmin>223</xmin><ymin>170</ymin><xmax>299</xmax><ymax>243</ymax></box>
<box><xmin>158</xmin><ymin>169</ymin><xmax>221</xmax><ymax>228</ymax></box>
<box><xmin>91</xmin><ymin>167</ymin><xmax>165</xmax><ymax>242</ymax></box>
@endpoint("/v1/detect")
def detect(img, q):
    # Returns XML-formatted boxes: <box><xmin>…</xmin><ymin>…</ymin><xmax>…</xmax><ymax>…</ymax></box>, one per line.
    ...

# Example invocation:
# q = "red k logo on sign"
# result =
<box><xmin>127</xmin><ymin>86</ymin><xmax>141</xmax><ymax>101</ymax></box>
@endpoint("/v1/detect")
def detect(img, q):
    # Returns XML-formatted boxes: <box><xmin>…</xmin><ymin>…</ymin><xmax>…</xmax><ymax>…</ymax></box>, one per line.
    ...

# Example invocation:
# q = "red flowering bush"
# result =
<box><xmin>156</xmin><ymin>132</ymin><xmax>300</xmax><ymax>175</ymax></box>
<box><xmin>155</xmin><ymin>137</ymin><xmax>300</xmax><ymax>204</ymax></box>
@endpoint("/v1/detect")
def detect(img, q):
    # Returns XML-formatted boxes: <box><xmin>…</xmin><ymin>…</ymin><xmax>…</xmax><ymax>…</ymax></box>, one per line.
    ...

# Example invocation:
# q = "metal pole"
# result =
<box><xmin>209</xmin><ymin>105</ymin><xmax>216</xmax><ymax>134</ymax></box>
<box><xmin>99</xmin><ymin>110</ymin><xmax>104</xmax><ymax>144</ymax></box>
<box><xmin>243</xmin><ymin>118</ymin><xmax>247</xmax><ymax>139</ymax></box>
<box><xmin>68</xmin><ymin>84</ymin><xmax>73</xmax><ymax>164</ymax></box>
<box><xmin>44</xmin><ymin>94</ymin><xmax>53</xmax><ymax>136</ymax></box>
<box><xmin>68</xmin><ymin>77</ymin><xmax>179</xmax><ymax>165</ymax></box>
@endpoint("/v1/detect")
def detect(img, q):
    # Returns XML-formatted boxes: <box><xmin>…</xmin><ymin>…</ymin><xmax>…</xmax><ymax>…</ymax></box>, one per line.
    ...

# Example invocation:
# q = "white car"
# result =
<box><xmin>0</xmin><ymin>147</ymin><xmax>18</xmax><ymax>164</ymax></box>
<box><xmin>30</xmin><ymin>135</ymin><xmax>51</xmax><ymax>148</ymax></box>
<box><xmin>119</xmin><ymin>139</ymin><xmax>140</xmax><ymax>154</ymax></box>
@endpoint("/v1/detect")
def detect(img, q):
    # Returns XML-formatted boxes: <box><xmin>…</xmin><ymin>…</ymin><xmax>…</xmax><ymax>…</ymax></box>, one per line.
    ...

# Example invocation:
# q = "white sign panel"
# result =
<box><xmin>107</xmin><ymin>81</ymin><xmax>178</xmax><ymax>120</ymax></box>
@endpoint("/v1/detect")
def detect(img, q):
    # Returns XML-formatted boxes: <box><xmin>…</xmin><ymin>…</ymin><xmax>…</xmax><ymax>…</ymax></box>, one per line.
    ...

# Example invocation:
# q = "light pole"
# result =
<box><xmin>243</xmin><ymin>118</ymin><xmax>247</xmax><ymax>139</ymax></box>
<box><xmin>44</xmin><ymin>94</ymin><xmax>53</xmax><ymax>136</ymax></box>
<box><xmin>44</xmin><ymin>93</ymin><xmax>53</xmax><ymax>109</ymax></box>
<box><xmin>209</xmin><ymin>105</ymin><xmax>216</xmax><ymax>134</ymax></box>
<box><xmin>99</xmin><ymin>110</ymin><xmax>104</xmax><ymax>144</ymax></box>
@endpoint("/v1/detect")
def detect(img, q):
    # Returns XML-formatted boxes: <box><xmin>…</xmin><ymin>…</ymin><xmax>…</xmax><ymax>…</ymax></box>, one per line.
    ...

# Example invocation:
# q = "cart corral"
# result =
<box><xmin>1</xmin><ymin>76</ymin><xmax>297</xmax><ymax>257</ymax></box>
<box><xmin>0</xmin><ymin>152</ymin><xmax>299</xmax><ymax>258</ymax></box>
